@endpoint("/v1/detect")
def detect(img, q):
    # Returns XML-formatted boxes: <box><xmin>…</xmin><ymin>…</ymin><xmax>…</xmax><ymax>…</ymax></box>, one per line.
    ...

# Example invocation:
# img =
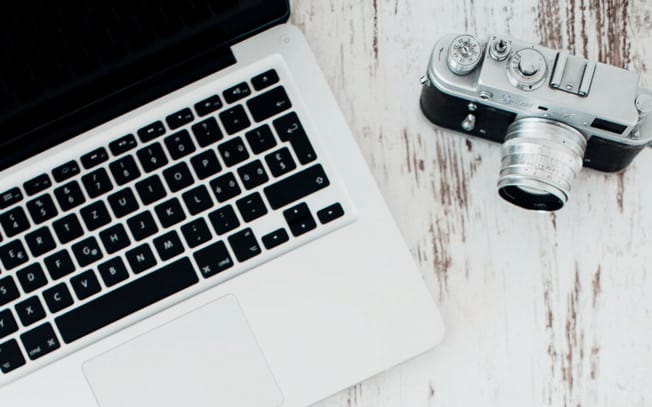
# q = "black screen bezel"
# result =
<box><xmin>0</xmin><ymin>1</ymin><xmax>290</xmax><ymax>171</ymax></box>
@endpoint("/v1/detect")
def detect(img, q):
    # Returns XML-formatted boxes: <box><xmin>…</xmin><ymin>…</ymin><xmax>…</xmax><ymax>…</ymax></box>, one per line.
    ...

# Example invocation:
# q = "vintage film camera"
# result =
<box><xmin>420</xmin><ymin>34</ymin><xmax>652</xmax><ymax>211</ymax></box>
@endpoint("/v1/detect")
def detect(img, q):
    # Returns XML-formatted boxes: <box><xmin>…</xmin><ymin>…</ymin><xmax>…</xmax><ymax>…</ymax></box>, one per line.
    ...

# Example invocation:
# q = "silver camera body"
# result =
<box><xmin>420</xmin><ymin>34</ymin><xmax>652</xmax><ymax>211</ymax></box>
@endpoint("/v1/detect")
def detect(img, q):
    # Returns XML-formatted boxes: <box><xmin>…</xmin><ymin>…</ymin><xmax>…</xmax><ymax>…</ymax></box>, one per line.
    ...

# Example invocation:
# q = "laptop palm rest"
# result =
<box><xmin>82</xmin><ymin>295</ymin><xmax>283</xmax><ymax>407</ymax></box>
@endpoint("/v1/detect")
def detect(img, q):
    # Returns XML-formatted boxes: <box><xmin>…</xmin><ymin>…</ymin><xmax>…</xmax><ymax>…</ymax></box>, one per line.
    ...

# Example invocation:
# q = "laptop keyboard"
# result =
<box><xmin>0</xmin><ymin>68</ymin><xmax>347</xmax><ymax>376</ymax></box>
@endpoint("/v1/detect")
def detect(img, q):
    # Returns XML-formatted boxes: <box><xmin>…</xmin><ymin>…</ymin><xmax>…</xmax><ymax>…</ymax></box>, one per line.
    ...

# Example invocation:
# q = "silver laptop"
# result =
<box><xmin>0</xmin><ymin>2</ymin><xmax>444</xmax><ymax>406</ymax></box>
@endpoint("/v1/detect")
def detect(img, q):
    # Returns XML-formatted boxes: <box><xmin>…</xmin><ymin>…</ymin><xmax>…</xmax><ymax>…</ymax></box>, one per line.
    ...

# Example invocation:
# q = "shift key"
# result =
<box><xmin>263</xmin><ymin>164</ymin><xmax>329</xmax><ymax>210</ymax></box>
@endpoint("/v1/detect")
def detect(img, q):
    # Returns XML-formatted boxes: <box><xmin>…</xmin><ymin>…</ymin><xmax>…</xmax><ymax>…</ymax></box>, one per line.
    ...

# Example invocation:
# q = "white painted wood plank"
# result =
<box><xmin>291</xmin><ymin>0</ymin><xmax>652</xmax><ymax>406</ymax></box>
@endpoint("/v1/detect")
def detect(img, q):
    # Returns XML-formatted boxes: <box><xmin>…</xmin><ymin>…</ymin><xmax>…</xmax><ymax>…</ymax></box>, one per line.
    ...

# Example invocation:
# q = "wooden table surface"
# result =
<box><xmin>290</xmin><ymin>1</ymin><xmax>652</xmax><ymax>406</ymax></box>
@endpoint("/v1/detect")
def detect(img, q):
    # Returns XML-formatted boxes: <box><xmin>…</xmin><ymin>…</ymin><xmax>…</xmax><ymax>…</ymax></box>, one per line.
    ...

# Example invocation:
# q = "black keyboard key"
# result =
<box><xmin>0</xmin><ymin>240</ymin><xmax>28</xmax><ymax>270</ymax></box>
<box><xmin>43</xmin><ymin>283</ymin><xmax>74</xmax><ymax>313</ymax></box>
<box><xmin>208</xmin><ymin>206</ymin><xmax>240</xmax><ymax>235</ymax></box>
<box><xmin>0</xmin><ymin>309</ymin><xmax>18</xmax><ymax>339</ymax></box>
<box><xmin>164</xmin><ymin>130</ymin><xmax>196</xmax><ymax>160</ymax></box>
<box><xmin>181</xmin><ymin>218</ymin><xmax>212</xmax><ymax>248</ymax></box>
<box><xmin>81</xmin><ymin>147</ymin><xmax>109</xmax><ymax>169</ymax></box>
<box><xmin>155</xmin><ymin>198</ymin><xmax>186</xmax><ymax>228</ymax></box>
<box><xmin>108</xmin><ymin>188</ymin><xmax>139</xmax><ymax>218</ymax></box>
<box><xmin>262</xmin><ymin>228</ymin><xmax>289</xmax><ymax>250</ymax></box>
<box><xmin>191</xmin><ymin>150</ymin><xmax>221</xmax><ymax>180</ymax></box>
<box><xmin>0</xmin><ymin>207</ymin><xmax>30</xmax><ymax>237</ymax></box>
<box><xmin>237</xmin><ymin>160</ymin><xmax>269</xmax><ymax>190</ymax></box>
<box><xmin>245</xmin><ymin>125</ymin><xmax>277</xmax><ymax>154</ymax></box>
<box><xmin>228</xmin><ymin>228</ymin><xmax>261</xmax><ymax>262</ymax></box>
<box><xmin>110</xmin><ymin>156</ymin><xmax>141</xmax><ymax>186</ymax></box>
<box><xmin>284</xmin><ymin>202</ymin><xmax>317</xmax><ymax>237</ymax></box>
<box><xmin>192</xmin><ymin>117</ymin><xmax>223</xmax><ymax>147</ymax></box>
<box><xmin>52</xmin><ymin>161</ymin><xmax>81</xmax><ymax>182</ymax></box>
<box><xmin>136</xmin><ymin>175</ymin><xmax>167</xmax><ymax>205</ymax></box>
<box><xmin>318</xmin><ymin>203</ymin><xmax>345</xmax><ymax>224</ymax></box>
<box><xmin>82</xmin><ymin>168</ymin><xmax>114</xmax><ymax>198</ymax></box>
<box><xmin>273</xmin><ymin>112</ymin><xmax>303</xmax><ymax>141</ymax></box>
<box><xmin>26</xmin><ymin>194</ymin><xmax>58</xmax><ymax>224</ymax></box>
<box><xmin>219</xmin><ymin>105</ymin><xmax>251</xmax><ymax>135</ymax></box>
<box><xmin>182</xmin><ymin>185</ymin><xmax>213</xmax><ymax>216</ymax></box>
<box><xmin>194</xmin><ymin>241</ymin><xmax>233</xmax><ymax>278</ymax></box>
<box><xmin>72</xmin><ymin>237</ymin><xmax>103</xmax><ymax>267</ymax></box>
<box><xmin>25</xmin><ymin>227</ymin><xmax>56</xmax><ymax>258</ymax></box>
<box><xmin>210</xmin><ymin>173</ymin><xmax>241</xmax><ymax>202</ymax></box>
<box><xmin>55</xmin><ymin>257</ymin><xmax>198</xmax><ymax>344</ymax></box>
<box><xmin>44</xmin><ymin>250</ymin><xmax>76</xmax><ymax>280</ymax></box>
<box><xmin>24</xmin><ymin>174</ymin><xmax>52</xmax><ymax>196</ymax></box>
<box><xmin>195</xmin><ymin>95</ymin><xmax>222</xmax><ymax>116</ymax></box>
<box><xmin>163</xmin><ymin>162</ymin><xmax>194</xmax><ymax>192</ymax></box>
<box><xmin>20</xmin><ymin>322</ymin><xmax>60</xmax><ymax>360</ymax></box>
<box><xmin>54</xmin><ymin>181</ymin><xmax>86</xmax><ymax>211</ymax></box>
<box><xmin>137</xmin><ymin>143</ymin><xmax>169</xmax><ymax>173</ymax></box>
<box><xmin>218</xmin><ymin>137</ymin><xmax>250</xmax><ymax>167</ymax></box>
<box><xmin>80</xmin><ymin>201</ymin><xmax>112</xmax><ymax>231</ymax></box>
<box><xmin>247</xmin><ymin>86</ymin><xmax>291</xmax><ymax>122</ymax></box>
<box><xmin>273</xmin><ymin>113</ymin><xmax>317</xmax><ymax>164</ymax></box>
<box><xmin>288</xmin><ymin>132</ymin><xmax>317</xmax><ymax>164</ymax></box>
<box><xmin>0</xmin><ymin>188</ymin><xmax>22</xmax><ymax>209</ymax></box>
<box><xmin>98</xmin><ymin>257</ymin><xmax>130</xmax><ymax>287</ymax></box>
<box><xmin>223</xmin><ymin>82</ymin><xmax>251</xmax><ymax>103</ymax></box>
<box><xmin>252</xmin><ymin>69</ymin><xmax>279</xmax><ymax>91</ymax></box>
<box><xmin>154</xmin><ymin>231</ymin><xmax>184</xmax><ymax>261</ymax></box>
<box><xmin>236</xmin><ymin>192</ymin><xmax>268</xmax><ymax>222</ymax></box>
<box><xmin>0</xmin><ymin>339</ymin><xmax>25</xmax><ymax>373</ymax></box>
<box><xmin>15</xmin><ymin>296</ymin><xmax>46</xmax><ymax>326</ymax></box>
<box><xmin>265</xmin><ymin>147</ymin><xmax>297</xmax><ymax>177</ymax></box>
<box><xmin>100</xmin><ymin>224</ymin><xmax>131</xmax><ymax>254</ymax></box>
<box><xmin>138</xmin><ymin>120</ymin><xmax>166</xmax><ymax>142</ymax></box>
<box><xmin>109</xmin><ymin>134</ymin><xmax>137</xmax><ymax>156</ymax></box>
<box><xmin>0</xmin><ymin>276</ymin><xmax>20</xmax><ymax>307</ymax></box>
<box><xmin>53</xmin><ymin>214</ymin><xmax>84</xmax><ymax>244</ymax></box>
<box><xmin>127</xmin><ymin>211</ymin><xmax>159</xmax><ymax>241</ymax></box>
<box><xmin>70</xmin><ymin>270</ymin><xmax>101</xmax><ymax>301</ymax></box>
<box><xmin>16</xmin><ymin>264</ymin><xmax>47</xmax><ymax>294</ymax></box>
<box><xmin>125</xmin><ymin>244</ymin><xmax>157</xmax><ymax>274</ymax></box>
<box><xmin>166</xmin><ymin>107</ymin><xmax>194</xmax><ymax>130</ymax></box>
<box><xmin>264</xmin><ymin>164</ymin><xmax>330</xmax><ymax>210</ymax></box>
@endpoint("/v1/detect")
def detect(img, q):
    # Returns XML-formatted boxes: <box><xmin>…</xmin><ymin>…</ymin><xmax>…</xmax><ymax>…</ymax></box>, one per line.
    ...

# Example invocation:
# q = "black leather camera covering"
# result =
<box><xmin>420</xmin><ymin>83</ymin><xmax>645</xmax><ymax>173</ymax></box>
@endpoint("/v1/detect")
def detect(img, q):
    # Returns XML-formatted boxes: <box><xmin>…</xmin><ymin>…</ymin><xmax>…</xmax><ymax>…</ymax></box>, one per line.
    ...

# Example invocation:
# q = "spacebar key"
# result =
<box><xmin>264</xmin><ymin>164</ymin><xmax>330</xmax><ymax>210</ymax></box>
<box><xmin>55</xmin><ymin>258</ymin><xmax>198</xmax><ymax>344</ymax></box>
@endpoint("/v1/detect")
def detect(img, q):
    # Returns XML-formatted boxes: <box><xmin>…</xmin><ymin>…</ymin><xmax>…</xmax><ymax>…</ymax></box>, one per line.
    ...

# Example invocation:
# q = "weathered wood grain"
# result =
<box><xmin>291</xmin><ymin>0</ymin><xmax>652</xmax><ymax>406</ymax></box>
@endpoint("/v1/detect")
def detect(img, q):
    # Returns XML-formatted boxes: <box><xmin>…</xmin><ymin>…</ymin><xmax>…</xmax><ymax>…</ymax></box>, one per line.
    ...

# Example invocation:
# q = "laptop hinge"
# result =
<box><xmin>0</xmin><ymin>46</ymin><xmax>236</xmax><ymax>172</ymax></box>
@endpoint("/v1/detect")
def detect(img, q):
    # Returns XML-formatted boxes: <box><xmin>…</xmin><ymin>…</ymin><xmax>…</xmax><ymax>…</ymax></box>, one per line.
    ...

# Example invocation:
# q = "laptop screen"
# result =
<box><xmin>0</xmin><ymin>0</ymin><xmax>289</xmax><ymax>170</ymax></box>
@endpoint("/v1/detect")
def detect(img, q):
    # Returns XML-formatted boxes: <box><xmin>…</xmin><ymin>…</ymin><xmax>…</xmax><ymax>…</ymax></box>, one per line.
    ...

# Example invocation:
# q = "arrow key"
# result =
<box><xmin>262</xmin><ymin>228</ymin><xmax>289</xmax><ymax>250</ymax></box>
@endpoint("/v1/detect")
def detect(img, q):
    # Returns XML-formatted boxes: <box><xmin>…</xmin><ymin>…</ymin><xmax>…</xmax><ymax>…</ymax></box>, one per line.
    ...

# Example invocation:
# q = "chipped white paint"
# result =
<box><xmin>291</xmin><ymin>1</ymin><xmax>652</xmax><ymax>406</ymax></box>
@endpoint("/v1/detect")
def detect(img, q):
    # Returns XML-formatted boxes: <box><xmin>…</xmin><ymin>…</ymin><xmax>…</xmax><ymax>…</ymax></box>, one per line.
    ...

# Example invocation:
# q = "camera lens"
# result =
<box><xmin>497</xmin><ymin>118</ymin><xmax>586</xmax><ymax>211</ymax></box>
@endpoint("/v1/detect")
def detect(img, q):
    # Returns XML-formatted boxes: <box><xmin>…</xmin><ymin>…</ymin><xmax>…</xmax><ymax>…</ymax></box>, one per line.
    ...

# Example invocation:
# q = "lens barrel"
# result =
<box><xmin>497</xmin><ymin>118</ymin><xmax>587</xmax><ymax>211</ymax></box>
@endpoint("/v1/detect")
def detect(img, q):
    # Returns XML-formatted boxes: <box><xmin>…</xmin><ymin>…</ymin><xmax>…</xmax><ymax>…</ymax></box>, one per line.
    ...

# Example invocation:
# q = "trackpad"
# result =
<box><xmin>83</xmin><ymin>295</ymin><xmax>283</xmax><ymax>407</ymax></box>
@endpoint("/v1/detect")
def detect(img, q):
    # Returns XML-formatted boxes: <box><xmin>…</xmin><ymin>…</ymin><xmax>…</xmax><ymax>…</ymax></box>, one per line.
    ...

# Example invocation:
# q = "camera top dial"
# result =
<box><xmin>447</xmin><ymin>34</ymin><xmax>483</xmax><ymax>75</ymax></box>
<box><xmin>506</xmin><ymin>48</ymin><xmax>547</xmax><ymax>91</ymax></box>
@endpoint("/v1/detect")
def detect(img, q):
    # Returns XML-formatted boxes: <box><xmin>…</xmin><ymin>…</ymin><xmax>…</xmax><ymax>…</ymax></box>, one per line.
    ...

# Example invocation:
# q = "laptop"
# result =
<box><xmin>0</xmin><ymin>2</ymin><xmax>444</xmax><ymax>406</ymax></box>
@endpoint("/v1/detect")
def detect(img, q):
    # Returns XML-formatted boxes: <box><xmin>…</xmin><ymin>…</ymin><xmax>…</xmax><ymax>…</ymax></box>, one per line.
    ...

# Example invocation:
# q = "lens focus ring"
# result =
<box><xmin>497</xmin><ymin>118</ymin><xmax>587</xmax><ymax>211</ymax></box>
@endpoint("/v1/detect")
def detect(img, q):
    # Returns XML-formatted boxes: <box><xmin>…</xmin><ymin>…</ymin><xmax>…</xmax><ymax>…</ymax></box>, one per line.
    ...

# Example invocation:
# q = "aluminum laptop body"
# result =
<box><xmin>0</xmin><ymin>2</ymin><xmax>444</xmax><ymax>406</ymax></box>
